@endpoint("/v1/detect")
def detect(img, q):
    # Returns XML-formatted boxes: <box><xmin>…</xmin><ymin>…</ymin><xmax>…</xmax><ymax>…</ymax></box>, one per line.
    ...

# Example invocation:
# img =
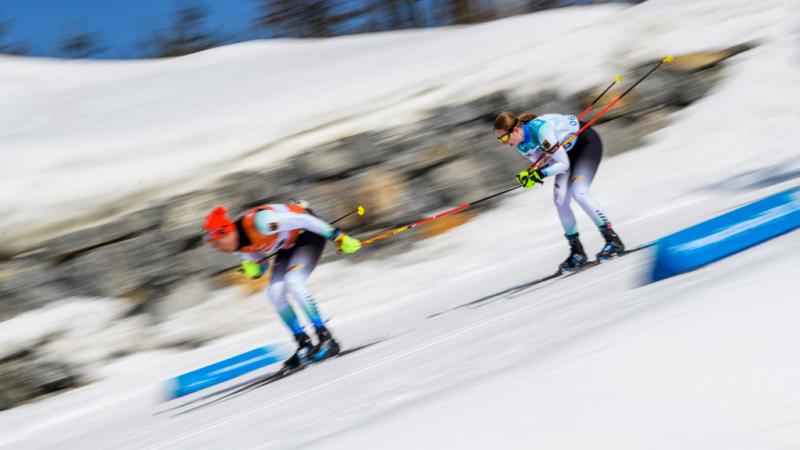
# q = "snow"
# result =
<box><xmin>1</xmin><ymin>0</ymin><xmax>796</xmax><ymax>254</ymax></box>
<box><xmin>0</xmin><ymin>298</ymin><xmax>127</xmax><ymax>360</ymax></box>
<box><xmin>2</xmin><ymin>0</ymin><xmax>800</xmax><ymax>448</ymax></box>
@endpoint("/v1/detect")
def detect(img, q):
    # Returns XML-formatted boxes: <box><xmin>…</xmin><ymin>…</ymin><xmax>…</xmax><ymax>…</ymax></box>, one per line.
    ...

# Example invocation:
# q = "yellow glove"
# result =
<box><xmin>241</xmin><ymin>260</ymin><xmax>264</xmax><ymax>279</ymax></box>
<box><xmin>334</xmin><ymin>233</ymin><xmax>362</xmax><ymax>254</ymax></box>
<box><xmin>516</xmin><ymin>169</ymin><xmax>544</xmax><ymax>188</ymax></box>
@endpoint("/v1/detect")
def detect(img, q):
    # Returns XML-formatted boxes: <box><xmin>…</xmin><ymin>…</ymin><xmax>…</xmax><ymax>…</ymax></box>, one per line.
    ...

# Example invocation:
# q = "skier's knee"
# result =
<box><xmin>267</xmin><ymin>281</ymin><xmax>287</xmax><ymax>304</ymax></box>
<box><xmin>572</xmin><ymin>189</ymin><xmax>589</xmax><ymax>202</ymax></box>
<box><xmin>554</xmin><ymin>190</ymin><xmax>570</xmax><ymax>208</ymax></box>
<box><xmin>284</xmin><ymin>272</ymin><xmax>309</xmax><ymax>295</ymax></box>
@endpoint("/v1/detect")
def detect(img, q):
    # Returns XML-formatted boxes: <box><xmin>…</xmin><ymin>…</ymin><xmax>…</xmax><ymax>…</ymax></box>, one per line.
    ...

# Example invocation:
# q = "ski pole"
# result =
<box><xmin>250</xmin><ymin>205</ymin><xmax>366</xmax><ymax>265</ymax></box>
<box><xmin>360</xmin><ymin>56</ymin><xmax>672</xmax><ymax>247</ymax></box>
<box><xmin>533</xmin><ymin>56</ymin><xmax>672</xmax><ymax>170</ymax></box>
<box><xmin>531</xmin><ymin>73</ymin><xmax>623</xmax><ymax>170</ymax></box>
<box><xmin>577</xmin><ymin>75</ymin><xmax>623</xmax><ymax>120</ymax></box>
<box><xmin>361</xmin><ymin>185</ymin><xmax>521</xmax><ymax>247</ymax></box>
<box><xmin>331</xmin><ymin>205</ymin><xmax>366</xmax><ymax>225</ymax></box>
<box><xmin>568</xmin><ymin>55</ymin><xmax>673</xmax><ymax>146</ymax></box>
<box><xmin>361</xmin><ymin>74</ymin><xmax>627</xmax><ymax>247</ymax></box>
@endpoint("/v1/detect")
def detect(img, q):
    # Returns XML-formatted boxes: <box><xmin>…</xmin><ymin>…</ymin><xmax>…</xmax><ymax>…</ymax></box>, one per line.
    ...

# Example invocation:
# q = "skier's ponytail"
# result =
<box><xmin>494</xmin><ymin>111</ymin><xmax>537</xmax><ymax>132</ymax></box>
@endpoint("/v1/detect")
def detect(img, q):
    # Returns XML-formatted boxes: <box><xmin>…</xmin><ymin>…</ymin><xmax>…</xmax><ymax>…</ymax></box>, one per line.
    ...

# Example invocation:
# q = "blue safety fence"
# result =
<box><xmin>167</xmin><ymin>344</ymin><xmax>290</xmax><ymax>399</ymax></box>
<box><xmin>650</xmin><ymin>186</ymin><xmax>800</xmax><ymax>282</ymax></box>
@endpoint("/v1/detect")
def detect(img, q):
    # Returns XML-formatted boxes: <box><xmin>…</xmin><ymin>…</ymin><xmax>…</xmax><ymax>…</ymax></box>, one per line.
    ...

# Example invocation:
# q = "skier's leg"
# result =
<box><xmin>569</xmin><ymin>127</ymin><xmax>625</xmax><ymax>257</ymax></box>
<box><xmin>568</xmin><ymin>127</ymin><xmax>610</xmax><ymax>228</ymax></box>
<box><xmin>553</xmin><ymin>172</ymin><xmax>578</xmax><ymax>236</ymax></box>
<box><xmin>554</xmin><ymin>172</ymin><xmax>588</xmax><ymax>271</ymax></box>
<box><xmin>283</xmin><ymin>232</ymin><xmax>340</xmax><ymax>360</ymax></box>
<box><xmin>269</xmin><ymin>252</ymin><xmax>314</xmax><ymax>370</ymax></box>
<box><xmin>267</xmin><ymin>255</ymin><xmax>305</xmax><ymax>335</ymax></box>
<box><xmin>283</xmin><ymin>233</ymin><xmax>327</xmax><ymax>330</ymax></box>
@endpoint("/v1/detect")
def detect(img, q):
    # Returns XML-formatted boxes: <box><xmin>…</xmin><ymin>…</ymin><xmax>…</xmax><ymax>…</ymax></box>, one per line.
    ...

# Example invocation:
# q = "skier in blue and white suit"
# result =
<box><xmin>494</xmin><ymin>111</ymin><xmax>625</xmax><ymax>271</ymax></box>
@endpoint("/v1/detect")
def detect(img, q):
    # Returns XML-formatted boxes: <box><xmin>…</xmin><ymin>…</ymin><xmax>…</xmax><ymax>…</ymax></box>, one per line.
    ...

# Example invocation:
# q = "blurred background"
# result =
<box><xmin>0</xmin><ymin>1</ymin><xmax>642</xmax><ymax>59</ymax></box>
<box><xmin>1</xmin><ymin>0</ymin><xmax>799</xmax><ymax>448</ymax></box>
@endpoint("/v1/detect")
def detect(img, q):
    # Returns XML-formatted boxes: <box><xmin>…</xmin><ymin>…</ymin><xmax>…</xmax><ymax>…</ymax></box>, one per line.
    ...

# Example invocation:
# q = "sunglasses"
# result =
<box><xmin>497</xmin><ymin>120</ymin><xmax>519</xmax><ymax>144</ymax></box>
<box><xmin>204</xmin><ymin>228</ymin><xmax>230</xmax><ymax>242</ymax></box>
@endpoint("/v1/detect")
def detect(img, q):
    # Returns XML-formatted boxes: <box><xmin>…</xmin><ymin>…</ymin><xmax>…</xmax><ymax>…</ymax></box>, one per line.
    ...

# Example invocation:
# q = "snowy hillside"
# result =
<box><xmin>1</xmin><ymin>0</ymin><xmax>799</xmax><ymax>448</ymax></box>
<box><xmin>0</xmin><ymin>0</ymin><xmax>794</xmax><ymax>254</ymax></box>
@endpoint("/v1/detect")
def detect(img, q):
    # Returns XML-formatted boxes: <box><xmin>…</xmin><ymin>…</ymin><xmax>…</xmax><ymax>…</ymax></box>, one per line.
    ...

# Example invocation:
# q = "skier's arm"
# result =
<box><xmin>530</xmin><ymin>121</ymin><xmax>570</xmax><ymax>176</ymax></box>
<box><xmin>236</xmin><ymin>253</ymin><xmax>267</xmax><ymax>279</ymax></box>
<box><xmin>540</xmin><ymin>145</ymin><xmax>570</xmax><ymax>176</ymax></box>
<box><xmin>254</xmin><ymin>210</ymin><xmax>362</xmax><ymax>254</ymax></box>
<box><xmin>254</xmin><ymin>210</ymin><xmax>337</xmax><ymax>239</ymax></box>
<box><xmin>525</xmin><ymin>149</ymin><xmax>550</xmax><ymax>167</ymax></box>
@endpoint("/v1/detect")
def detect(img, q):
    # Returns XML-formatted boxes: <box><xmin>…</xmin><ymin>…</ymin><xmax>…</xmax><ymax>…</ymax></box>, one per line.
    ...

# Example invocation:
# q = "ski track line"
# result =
<box><xmin>0</xmin><ymin>387</ymin><xmax>152</xmax><ymax>449</ymax></box>
<box><xmin>142</xmin><ymin>263</ymin><xmax>641</xmax><ymax>450</ymax></box>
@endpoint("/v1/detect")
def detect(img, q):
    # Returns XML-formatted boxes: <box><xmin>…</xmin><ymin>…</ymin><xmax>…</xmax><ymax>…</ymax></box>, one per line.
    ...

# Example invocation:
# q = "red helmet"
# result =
<box><xmin>204</xmin><ymin>206</ymin><xmax>235</xmax><ymax>241</ymax></box>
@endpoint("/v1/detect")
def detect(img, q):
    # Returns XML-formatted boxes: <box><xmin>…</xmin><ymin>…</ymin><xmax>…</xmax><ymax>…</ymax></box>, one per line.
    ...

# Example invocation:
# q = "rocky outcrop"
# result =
<box><xmin>0</xmin><ymin>356</ymin><xmax>77</xmax><ymax>411</ymax></box>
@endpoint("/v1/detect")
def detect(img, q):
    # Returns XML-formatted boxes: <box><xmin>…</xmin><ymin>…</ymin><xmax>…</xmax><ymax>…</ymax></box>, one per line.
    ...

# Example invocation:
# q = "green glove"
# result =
<box><xmin>241</xmin><ymin>260</ymin><xmax>264</xmax><ymax>279</ymax></box>
<box><xmin>516</xmin><ymin>169</ymin><xmax>544</xmax><ymax>188</ymax></box>
<box><xmin>334</xmin><ymin>232</ymin><xmax>362</xmax><ymax>254</ymax></box>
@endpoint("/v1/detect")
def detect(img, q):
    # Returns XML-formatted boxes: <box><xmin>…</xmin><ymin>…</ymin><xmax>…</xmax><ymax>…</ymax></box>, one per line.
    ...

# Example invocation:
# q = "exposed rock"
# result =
<box><xmin>424</xmin><ymin>157</ymin><xmax>492</xmax><ymax>205</ymax></box>
<box><xmin>0</xmin><ymin>259</ymin><xmax>67</xmax><ymax>320</ymax></box>
<box><xmin>578</xmin><ymin>52</ymin><xmax>733</xmax><ymax>122</ymax></box>
<box><xmin>292</xmin><ymin>132</ymin><xmax>392</xmax><ymax>179</ymax></box>
<box><xmin>592</xmin><ymin>117</ymin><xmax>648</xmax><ymax>156</ymax></box>
<box><xmin>519</xmin><ymin>90</ymin><xmax>583</xmax><ymax>118</ymax></box>
<box><xmin>23</xmin><ymin>358</ymin><xmax>77</xmax><ymax>392</ymax></box>
<box><xmin>301</xmin><ymin>178</ymin><xmax>362</xmax><ymax>226</ymax></box>
<box><xmin>44</xmin><ymin>205</ymin><xmax>164</xmax><ymax>259</ymax></box>
<box><xmin>384</xmin><ymin>133</ymin><xmax>462</xmax><ymax>175</ymax></box>
<box><xmin>428</xmin><ymin>92</ymin><xmax>509</xmax><ymax>129</ymax></box>
<box><xmin>0</xmin><ymin>259</ymin><xmax>59</xmax><ymax>292</ymax></box>
<box><xmin>175</xmin><ymin>245</ymin><xmax>241</xmax><ymax>277</ymax></box>
<box><xmin>158</xmin><ymin>188</ymin><xmax>248</xmax><ymax>232</ymax></box>
<box><xmin>219</xmin><ymin>164</ymin><xmax>306</xmax><ymax>210</ymax></box>
<box><xmin>352</xmin><ymin>168</ymin><xmax>444</xmax><ymax>229</ymax></box>
<box><xmin>61</xmin><ymin>231</ymin><xmax>183</xmax><ymax>298</ymax></box>
<box><xmin>669</xmin><ymin>65</ymin><xmax>724</xmax><ymax>107</ymax></box>
<box><xmin>667</xmin><ymin>44</ymin><xmax>754</xmax><ymax>72</ymax></box>
<box><xmin>0</xmin><ymin>357</ymin><xmax>78</xmax><ymax>410</ymax></box>
<box><xmin>0</xmin><ymin>283</ymin><xmax>71</xmax><ymax>321</ymax></box>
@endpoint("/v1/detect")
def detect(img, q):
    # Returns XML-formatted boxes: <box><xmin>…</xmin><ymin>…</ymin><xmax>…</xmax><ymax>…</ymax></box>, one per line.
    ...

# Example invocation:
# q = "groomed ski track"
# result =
<box><xmin>4</xmin><ymin>183</ymin><xmax>799</xmax><ymax>449</ymax></box>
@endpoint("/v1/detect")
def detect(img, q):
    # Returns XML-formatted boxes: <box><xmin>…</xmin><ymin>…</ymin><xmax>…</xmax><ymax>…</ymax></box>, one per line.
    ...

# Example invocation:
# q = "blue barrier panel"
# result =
<box><xmin>651</xmin><ymin>186</ymin><xmax>800</xmax><ymax>282</ymax></box>
<box><xmin>168</xmin><ymin>344</ymin><xmax>289</xmax><ymax>398</ymax></box>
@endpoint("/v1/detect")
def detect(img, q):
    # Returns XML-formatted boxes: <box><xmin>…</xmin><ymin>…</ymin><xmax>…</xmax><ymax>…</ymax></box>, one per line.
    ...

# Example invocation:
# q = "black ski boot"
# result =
<box><xmin>560</xmin><ymin>233</ymin><xmax>589</xmax><ymax>272</ymax></box>
<box><xmin>283</xmin><ymin>332</ymin><xmax>313</xmax><ymax>372</ymax></box>
<box><xmin>597</xmin><ymin>224</ymin><xmax>625</xmax><ymax>260</ymax></box>
<box><xmin>309</xmin><ymin>326</ymin><xmax>340</xmax><ymax>362</ymax></box>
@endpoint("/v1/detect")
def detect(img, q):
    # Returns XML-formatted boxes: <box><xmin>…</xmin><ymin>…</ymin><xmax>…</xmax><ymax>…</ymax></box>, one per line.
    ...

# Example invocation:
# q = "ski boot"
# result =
<box><xmin>560</xmin><ymin>233</ymin><xmax>590</xmax><ymax>272</ymax></box>
<box><xmin>596</xmin><ymin>224</ymin><xmax>625</xmax><ymax>260</ymax></box>
<box><xmin>282</xmin><ymin>332</ymin><xmax>313</xmax><ymax>372</ymax></box>
<box><xmin>309</xmin><ymin>326</ymin><xmax>340</xmax><ymax>362</ymax></box>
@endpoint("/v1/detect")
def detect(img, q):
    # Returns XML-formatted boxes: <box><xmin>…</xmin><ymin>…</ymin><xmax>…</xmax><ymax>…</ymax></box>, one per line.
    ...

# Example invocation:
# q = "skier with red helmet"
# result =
<box><xmin>204</xmin><ymin>203</ymin><xmax>361</xmax><ymax>371</ymax></box>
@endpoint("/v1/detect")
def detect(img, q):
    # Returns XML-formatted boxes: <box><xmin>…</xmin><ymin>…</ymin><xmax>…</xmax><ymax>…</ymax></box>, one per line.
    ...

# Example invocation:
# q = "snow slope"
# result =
<box><xmin>1</xmin><ymin>184</ymin><xmax>798</xmax><ymax>449</ymax></box>
<box><xmin>1</xmin><ymin>0</ymin><xmax>800</xmax><ymax>448</ymax></box>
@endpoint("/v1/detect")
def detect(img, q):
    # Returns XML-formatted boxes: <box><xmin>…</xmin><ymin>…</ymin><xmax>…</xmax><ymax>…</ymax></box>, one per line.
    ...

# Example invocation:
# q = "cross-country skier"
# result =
<box><xmin>203</xmin><ymin>203</ymin><xmax>362</xmax><ymax>371</ymax></box>
<box><xmin>494</xmin><ymin>112</ymin><xmax>625</xmax><ymax>271</ymax></box>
